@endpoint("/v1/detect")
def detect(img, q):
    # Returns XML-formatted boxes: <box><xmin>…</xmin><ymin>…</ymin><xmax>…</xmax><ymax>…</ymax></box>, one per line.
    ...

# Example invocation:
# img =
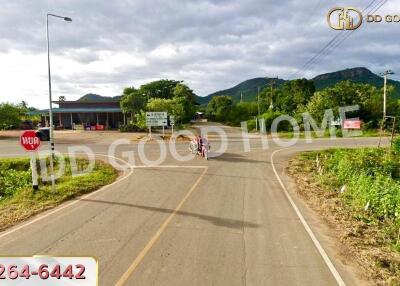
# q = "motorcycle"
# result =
<box><xmin>189</xmin><ymin>138</ymin><xmax>210</xmax><ymax>160</ymax></box>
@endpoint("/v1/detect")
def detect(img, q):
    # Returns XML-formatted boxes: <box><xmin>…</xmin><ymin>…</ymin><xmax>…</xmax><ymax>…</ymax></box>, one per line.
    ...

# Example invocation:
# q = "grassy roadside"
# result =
<box><xmin>288</xmin><ymin>147</ymin><xmax>400</xmax><ymax>285</ymax></box>
<box><xmin>0</xmin><ymin>157</ymin><xmax>118</xmax><ymax>232</ymax></box>
<box><xmin>274</xmin><ymin>129</ymin><xmax>382</xmax><ymax>139</ymax></box>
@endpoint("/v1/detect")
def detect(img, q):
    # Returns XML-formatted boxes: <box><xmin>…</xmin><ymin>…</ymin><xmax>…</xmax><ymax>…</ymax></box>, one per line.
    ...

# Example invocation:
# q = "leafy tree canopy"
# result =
<box><xmin>120</xmin><ymin>80</ymin><xmax>197</xmax><ymax>124</ymax></box>
<box><xmin>0</xmin><ymin>103</ymin><xmax>26</xmax><ymax>130</ymax></box>
<box><xmin>206</xmin><ymin>95</ymin><xmax>233</xmax><ymax>121</ymax></box>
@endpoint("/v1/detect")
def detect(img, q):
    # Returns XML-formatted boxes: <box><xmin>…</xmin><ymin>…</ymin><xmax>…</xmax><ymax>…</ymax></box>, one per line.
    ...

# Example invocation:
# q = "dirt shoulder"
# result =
<box><xmin>288</xmin><ymin>154</ymin><xmax>400</xmax><ymax>286</ymax></box>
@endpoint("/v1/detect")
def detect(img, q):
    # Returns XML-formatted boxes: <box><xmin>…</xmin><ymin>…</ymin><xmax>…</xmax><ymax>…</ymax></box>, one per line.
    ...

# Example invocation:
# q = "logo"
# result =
<box><xmin>327</xmin><ymin>7</ymin><xmax>363</xmax><ymax>30</ymax></box>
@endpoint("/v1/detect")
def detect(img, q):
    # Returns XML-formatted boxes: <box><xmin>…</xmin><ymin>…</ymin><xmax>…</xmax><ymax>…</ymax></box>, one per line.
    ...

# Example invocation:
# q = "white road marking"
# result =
<box><xmin>116</xmin><ymin>166</ymin><xmax>208</xmax><ymax>286</ymax></box>
<box><xmin>270</xmin><ymin>149</ymin><xmax>346</xmax><ymax>286</ymax></box>
<box><xmin>0</xmin><ymin>154</ymin><xmax>207</xmax><ymax>241</ymax></box>
<box><xmin>133</xmin><ymin>165</ymin><xmax>207</xmax><ymax>169</ymax></box>
<box><xmin>0</xmin><ymin>154</ymin><xmax>134</xmax><ymax>240</ymax></box>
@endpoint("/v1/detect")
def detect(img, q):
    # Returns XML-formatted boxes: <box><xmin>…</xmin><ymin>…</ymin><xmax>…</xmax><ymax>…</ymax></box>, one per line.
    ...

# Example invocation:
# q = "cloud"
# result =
<box><xmin>0</xmin><ymin>0</ymin><xmax>399</xmax><ymax>108</ymax></box>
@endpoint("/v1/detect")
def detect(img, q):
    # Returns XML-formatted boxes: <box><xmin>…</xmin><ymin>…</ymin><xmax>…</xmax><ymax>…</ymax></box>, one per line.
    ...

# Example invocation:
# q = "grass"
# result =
<box><xmin>0</xmin><ymin>156</ymin><xmax>118</xmax><ymax>231</ymax></box>
<box><xmin>274</xmin><ymin>128</ymin><xmax>382</xmax><ymax>139</ymax></box>
<box><xmin>289</xmin><ymin>145</ymin><xmax>400</xmax><ymax>285</ymax></box>
<box><xmin>297</xmin><ymin>148</ymin><xmax>400</xmax><ymax>228</ymax></box>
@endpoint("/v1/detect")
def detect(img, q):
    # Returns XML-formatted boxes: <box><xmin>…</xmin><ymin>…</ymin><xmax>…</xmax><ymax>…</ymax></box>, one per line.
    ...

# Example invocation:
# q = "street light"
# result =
<box><xmin>46</xmin><ymin>13</ymin><xmax>72</xmax><ymax>190</ymax></box>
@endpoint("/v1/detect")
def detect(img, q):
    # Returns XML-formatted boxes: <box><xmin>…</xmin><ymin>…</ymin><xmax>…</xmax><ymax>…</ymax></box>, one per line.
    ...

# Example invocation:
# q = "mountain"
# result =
<box><xmin>197</xmin><ymin>77</ymin><xmax>285</xmax><ymax>105</ymax></box>
<box><xmin>78</xmin><ymin>93</ymin><xmax>121</xmax><ymax>102</ymax></box>
<box><xmin>312</xmin><ymin>67</ymin><xmax>400</xmax><ymax>96</ymax></box>
<box><xmin>198</xmin><ymin>67</ymin><xmax>400</xmax><ymax>105</ymax></box>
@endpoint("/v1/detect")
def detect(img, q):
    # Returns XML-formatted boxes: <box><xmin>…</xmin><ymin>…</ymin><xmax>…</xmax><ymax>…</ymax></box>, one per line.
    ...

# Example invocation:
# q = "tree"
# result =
<box><xmin>226</xmin><ymin>102</ymin><xmax>258</xmax><ymax>125</ymax></box>
<box><xmin>121</xmin><ymin>80</ymin><xmax>197</xmax><ymax>124</ymax></box>
<box><xmin>147</xmin><ymin>98</ymin><xmax>174</xmax><ymax>113</ymax></box>
<box><xmin>173</xmin><ymin>83</ymin><xmax>196</xmax><ymax>121</ymax></box>
<box><xmin>206</xmin><ymin>95</ymin><xmax>233</xmax><ymax>121</ymax></box>
<box><xmin>304</xmin><ymin>92</ymin><xmax>335</xmax><ymax>124</ymax></box>
<box><xmin>0</xmin><ymin>103</ymin><xmax>24</xmax><ymax>130</ymax></box>
<box><xmin>120</xmin><ymin>87</ymin><xmax>146</xmax><ymax>123</ymax></box>
<box><xmin>275</xmin><ymin>79</ymin><xmax>315</xmax><ymax>114</ymax></box>
<box><xmin>146</xmin><ymin>97</ymin><xmax>186</xmax><ymax>122</ymax></box>
<box><xmin>140</xmin><ymin>79</ymin><xmax>181</xmax><ymax>99</ymax></box>
<box><xmin>304</xmin><ymin>81</ymin><xmax>391</xmax><ymax>128</ymax></box>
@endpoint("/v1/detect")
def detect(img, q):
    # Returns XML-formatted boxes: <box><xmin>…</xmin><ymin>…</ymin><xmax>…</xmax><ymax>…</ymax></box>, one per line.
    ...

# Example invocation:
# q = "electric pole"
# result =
<box><xmin>382</xmin><ymin>70</ymin><xmax>394</xmax><ymax>118</ymax></box>
<box><xmin>378</xmin><ymin>70</ymin><xmax>395</xmax><ymax>148</ymax></box>
<box><xmin>269</xmin><ymin>77</ymin><xmax>277</xmax><ymax>110</ymax></box>
<box><xmin>241</xmin><ymin>91</ymin><xmax>243</xmax><ymax>103</ymax></box>
<box><xmin>257</xmin><ymin>86</ymin><xmax>260</xmax><ymax>118</ymax></box>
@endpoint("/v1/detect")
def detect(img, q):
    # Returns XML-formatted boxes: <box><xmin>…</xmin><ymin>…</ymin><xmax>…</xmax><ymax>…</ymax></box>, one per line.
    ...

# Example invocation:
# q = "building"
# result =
<box><xmin>37</xmin><ymin>98</ymin><xmax>124</xmax><ymax>130</ymax></box>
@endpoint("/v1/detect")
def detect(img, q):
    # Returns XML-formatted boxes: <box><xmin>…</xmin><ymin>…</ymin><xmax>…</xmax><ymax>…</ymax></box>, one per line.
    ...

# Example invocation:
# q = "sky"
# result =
<box><xmin>0</xmin><ymin>0</ymin><xmax>399</xmax><ymax>108</ymax></box>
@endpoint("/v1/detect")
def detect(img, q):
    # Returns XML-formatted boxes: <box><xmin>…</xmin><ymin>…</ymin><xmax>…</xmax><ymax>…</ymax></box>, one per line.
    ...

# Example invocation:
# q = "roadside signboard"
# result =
<box><xmin>343</xmin><ymin>119</ymin><xmax>361</xmax><ymax>129</ymax></box>
<box><xmin>330</xmin><ymin>119</ymin><xmax>342</xmax><ymax>126</ymax></box>
<box><xmin>146</xmin><ymin>112</ymin><xmax>167</xmax><ymax>119</ymax></box>
<box><xmin>146</xmin><ymin>112</ymin><xmax>168</xmax><ymax>127</ymax></box>
<box><xmin>170</xmin><ymin>115</ymin><xmax>175</xmax><ymax>126</ymax></box>
<box><xmin>146</xmin><ymin>118</ymin><xmax>168</xmax><ymax>127</ymax></box>
<box><xmin>20</xmin><ymin>130</ymin><xmax>41</xmax><ymax>151</ymax></box>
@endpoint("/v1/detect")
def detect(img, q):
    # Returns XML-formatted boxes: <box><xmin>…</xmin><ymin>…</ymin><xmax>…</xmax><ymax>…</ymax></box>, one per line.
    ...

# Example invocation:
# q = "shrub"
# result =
<box><xmin>393</xmin><ymin>137</ymin><xmax>400</xmax><ymax>155</ymax></box>
<box><xmin>247</xmin><ymin>119</ymin><xmax>256</xmax><ymax>131</ymax></box>
<box><xmin>312</xmin><ymin>148</ymin><xmax>400</xmax><ymax>223</ymax></box>
<box><xmin>119</xmin><ymin>124</ymin><xmax>146</xmax><ymax>132</ymax></box>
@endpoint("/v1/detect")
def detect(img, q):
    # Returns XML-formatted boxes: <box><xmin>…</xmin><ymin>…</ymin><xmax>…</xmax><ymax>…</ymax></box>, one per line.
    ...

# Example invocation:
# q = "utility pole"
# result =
<box><xmin>257</xmin><ymin>86</ymin><xmax>260</xmax><ymax>118</ymax></box>
<box><xmin>269</xmin><ymin>77</ymin><xmax>277</xmax><ymax>110</ymax></box>
<box><xmin>378</xmin><ymin>70</ymin><xmax>395</xmax><ymax>148</ymax></box>
<box><xmin>382</xmin><ymin>70</ymin><xmax>395</xmax><ymax>118</ymax></box>
<box><xmin>241</xmin><ymin>92</ymin><xmax>243</xmax><ymax>103</ymax></box>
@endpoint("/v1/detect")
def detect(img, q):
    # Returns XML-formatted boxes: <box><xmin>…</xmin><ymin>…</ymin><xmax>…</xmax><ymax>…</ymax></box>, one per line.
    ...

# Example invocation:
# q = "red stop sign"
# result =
<box><xmin>20</xmin><ymin>130</ymin><xmax>41</xmax><ymax>151</ymax></box>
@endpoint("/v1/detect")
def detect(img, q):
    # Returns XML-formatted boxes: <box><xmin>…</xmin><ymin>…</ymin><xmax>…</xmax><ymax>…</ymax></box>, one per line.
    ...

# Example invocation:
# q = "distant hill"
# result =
<box><xmin>312</xmin><ymin>67</ymin><xmax>400</xmax><ymax>97</ymax></box>
<box><xmin>78</xmin><ymin>93</ymin><xmax>121</xmax><ymax>102</ymax></box>
<box><xmin>197</xmin><ymin>67</ymin><xmax>400</xmax><ymax>105</ymax></box>
<box><xmin>197</xmin><ymin>77</ymin><xmax>285</xmax><ymax>105</ymax></box>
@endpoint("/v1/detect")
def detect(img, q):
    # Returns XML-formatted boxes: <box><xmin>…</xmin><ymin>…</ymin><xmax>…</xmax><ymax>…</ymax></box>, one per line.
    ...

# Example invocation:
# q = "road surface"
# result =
<box><xmin>0</xmin><ymin>124</ymin><xmax>387</xmax><ymax>285</ymax></box>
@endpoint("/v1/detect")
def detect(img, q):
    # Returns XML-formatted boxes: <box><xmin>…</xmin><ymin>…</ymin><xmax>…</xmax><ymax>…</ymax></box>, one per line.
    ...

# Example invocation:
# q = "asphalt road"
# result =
<box><xmin>0</xmin><ymin>124</ymin><xmax>389</xmax><ymax>285</ymax></box>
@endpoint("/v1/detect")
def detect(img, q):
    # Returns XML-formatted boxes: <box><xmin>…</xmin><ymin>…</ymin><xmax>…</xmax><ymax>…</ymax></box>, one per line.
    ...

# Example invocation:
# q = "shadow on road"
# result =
<box><xmin>215</xmin><ymin>152</ymin><xmax>265</xmax><ymax>163</ymax></box>
<box><xmin>139</xmin><ymin>167</ymin><xmax>275</xmax><ymax>182</ymax></box>
<box><xmin>80</xmin><ymin>198</ymin><xmax>260</xmax><ymax>229</ymax></box>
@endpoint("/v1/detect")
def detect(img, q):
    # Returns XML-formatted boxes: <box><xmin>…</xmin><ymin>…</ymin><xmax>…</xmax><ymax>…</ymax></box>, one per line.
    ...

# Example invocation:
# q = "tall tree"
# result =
<box><xmin>275</xmin><ymin>79</ymin><xmax>316</xmax><ymax>114</ymax></box>
<box><xmin>206</xmin><ymin>95</ymin><xmax>233</xmax><ymax>121</ymax></box>
<box><xmin>173</xmin><ymin>83</ymin><xmax>196</xmax><ymax>121</ymax></box>
<box><xmin>120</xmin><ymin>87</ymin><xmax>146</xmax><ymax>122</ymax></box>
<box><xmin>140</xmin><ymin>80</ymin><xmax>181</xmax><ymax>99</ymax></box>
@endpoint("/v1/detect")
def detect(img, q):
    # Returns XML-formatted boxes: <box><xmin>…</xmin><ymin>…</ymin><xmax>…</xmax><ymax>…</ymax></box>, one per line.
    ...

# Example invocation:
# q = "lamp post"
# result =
<box><xmin>46</xmin><ymin>13</ymin><xmax>72</xmax><ymax>190</ymax></box>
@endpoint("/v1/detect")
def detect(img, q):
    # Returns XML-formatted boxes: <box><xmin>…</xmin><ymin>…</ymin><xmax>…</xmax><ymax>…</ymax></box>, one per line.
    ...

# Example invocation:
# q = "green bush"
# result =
<box><xmin>393</xmin><ymin>137</ymin><xmax>400</xmax><ymax>155</ymax></box>
<box><xmin>0</xmin><ymin>169</ymin><xmax>31</xmax><ymax>197</ymax></box>
<box><xmin>247</xmin><ymin>119</ymin><xmax>256</xmax><ymax>131</ymax></box>
<box><xmin>0</xmin><ymin>158</ymin><xmax>31</xmax><ymax>197</ymax></box>
<box><xmin>261</xmin><ymin>110</ymin><xmax>287</xmax><ymax>131</ymax></box>
<box><xmin>119</xmin><ymin>123</ymin><xmax>146</xmax><ymax>132</ymax></box>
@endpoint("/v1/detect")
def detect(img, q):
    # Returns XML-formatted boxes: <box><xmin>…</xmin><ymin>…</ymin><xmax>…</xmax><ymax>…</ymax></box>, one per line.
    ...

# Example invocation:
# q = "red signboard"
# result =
<box><xmin>20</xmin><ymin>130</ymin><xmax>41</xmax><ymax>151</ymax></box>
<box><xmin>343</xmin><ymin>120</ymin><xmax>362</xmax><ymax>129</ymax></box>
<box><xmin>96</xmin><ymin>124</ymin><xmax>104</xmax><ymax>130</ymax></box>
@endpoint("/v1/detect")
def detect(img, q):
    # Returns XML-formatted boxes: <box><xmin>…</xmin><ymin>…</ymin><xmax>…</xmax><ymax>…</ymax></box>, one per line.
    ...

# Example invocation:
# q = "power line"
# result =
<box><xmin>290</xmin><ymin>0</ymin><xmax>387</xmax><ymax>79</ymax></box>
<box><xmin>295</xmin><ymin>0</ymin><xmax>382</xmax><ymax>77</ymax></box>
<box><xmin>301</xmin><ymin>0</ymin><xmax>388</xmax><ymax>76</ymax></box>
<box><xmin>312</xmin><ymin>0</ymin><xmax>384</xmax><ymax>66</ymax></box>
<box><xmin>311</xmin><ymin>0</ymin><xmax>388</xmax><ymax>67</ymax></box>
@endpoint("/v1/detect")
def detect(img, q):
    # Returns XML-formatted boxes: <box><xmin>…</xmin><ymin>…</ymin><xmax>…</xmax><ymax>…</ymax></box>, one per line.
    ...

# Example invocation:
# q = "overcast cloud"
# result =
<box><xmin>0</xmin><ymin>0</ymin><xmax>399</xmax><ymax>108</ymax></box>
